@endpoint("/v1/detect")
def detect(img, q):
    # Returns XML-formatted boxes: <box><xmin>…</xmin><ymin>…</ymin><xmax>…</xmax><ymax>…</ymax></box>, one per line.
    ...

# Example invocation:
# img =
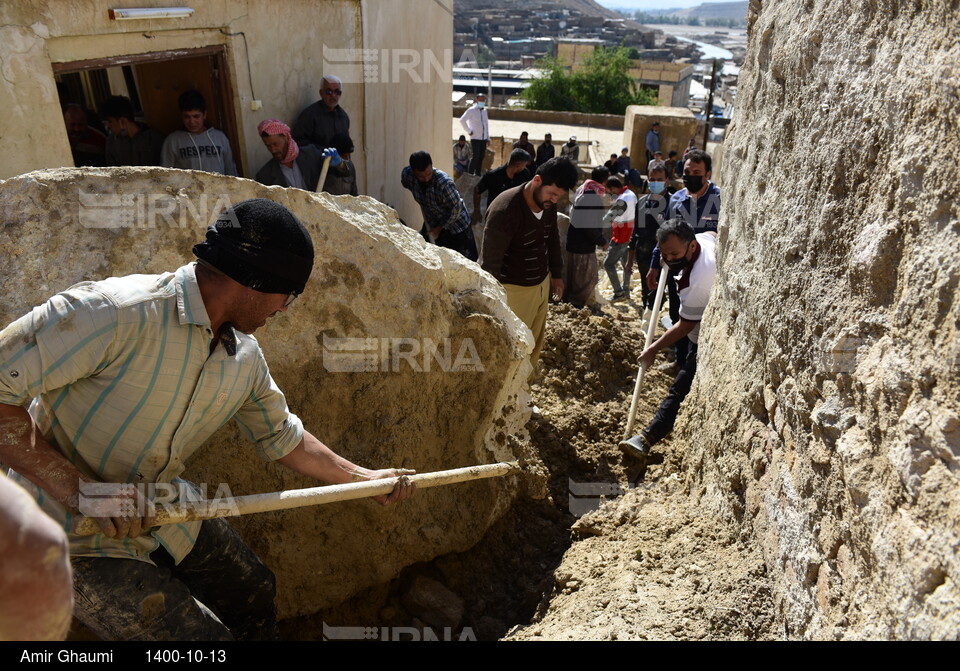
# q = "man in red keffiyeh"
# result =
<box><xmin>254</xmin><ymin>118</ymin><xmax>327</xmax><ymax>192</ymax></box>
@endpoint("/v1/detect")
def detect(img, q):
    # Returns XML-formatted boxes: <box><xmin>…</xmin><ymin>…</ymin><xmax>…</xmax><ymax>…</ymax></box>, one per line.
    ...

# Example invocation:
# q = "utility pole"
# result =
<box><xmin>702</xmin><ymin>59</ymin><xmax>718</xmax><ymax>149</ymax></box>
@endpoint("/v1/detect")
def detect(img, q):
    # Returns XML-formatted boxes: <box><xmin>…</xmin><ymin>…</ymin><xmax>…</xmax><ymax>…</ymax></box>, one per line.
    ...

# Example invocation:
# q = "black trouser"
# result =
<box><xmin>666</xmin><ymin>272</ymin><xmax>690</xmax><ymax>364</ymax></box>
<box><xmin>469</xmin><ymin>139</ymin><xmax>487</xmax><ymax>175</ymax></box>
<box><xmin>72</xmin><ymin>517</ymin><xmax>279</xmax><ymax>641</ymax></box>
<box><xmin>436</xmin><ymin>226</ymin><xmax>478</xmax><ymax>262</ymax></box>
<box><xmin>632</xmin><ymin>237</ymin><xmax>655</xmax><ymax>309</ymax></box>
<box><xmin>643</xmin><ymin>343</ymin><xmax>698</xmax><ymax>446</ymax></box>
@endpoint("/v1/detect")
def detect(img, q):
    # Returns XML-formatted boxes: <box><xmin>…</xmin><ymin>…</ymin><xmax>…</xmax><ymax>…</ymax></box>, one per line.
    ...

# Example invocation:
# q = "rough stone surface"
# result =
<box><xmin>400</xmin><ymin>574</ymin><xmax>464</xmax><ymax>628</ymax></box>
<box><xmin>0</xmin><ymin>167</ymin><xmax>533</xmax><ymax>619</ymax></box>
<box><xmin>676</xmin><ymin>0</ymin><xmax>960</xmax><ymax>639</ymax></box>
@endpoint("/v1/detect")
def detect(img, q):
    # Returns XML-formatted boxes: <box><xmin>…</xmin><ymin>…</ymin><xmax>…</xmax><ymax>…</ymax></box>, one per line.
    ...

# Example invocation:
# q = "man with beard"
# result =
<box><xmin>479</xmin><ymin>157</ymin><xmax>578</xmax><ymax>368</ymax></box>
<box><xmin>63</xmin><ymin>104</ymin><xmax>107</xmax><ymax>167</ymax></box>
<box><xmin>254</xmin><ymin>119</ymin><xmax>326</xmax><ymax>191</ymax></box>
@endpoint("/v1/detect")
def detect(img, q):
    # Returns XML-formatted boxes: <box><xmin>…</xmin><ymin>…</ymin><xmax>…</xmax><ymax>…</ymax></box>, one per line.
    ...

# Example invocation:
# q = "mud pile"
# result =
<box><xmin>281</xmin><ymin>299</ymin><xmax>730</xmax><ymax>639</ymax></box>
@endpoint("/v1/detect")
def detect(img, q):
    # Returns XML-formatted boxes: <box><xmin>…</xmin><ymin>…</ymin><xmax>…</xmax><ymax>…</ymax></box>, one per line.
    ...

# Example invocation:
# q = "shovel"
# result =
<box><xmin>72</xmin><ymin>462</ymin><xmax>518</xmax><ymax>537</ymax></box>
<box><xmin>620</xmin><ymin>265</ymin><xmax>669</xmax><ymax>451</ymax></box>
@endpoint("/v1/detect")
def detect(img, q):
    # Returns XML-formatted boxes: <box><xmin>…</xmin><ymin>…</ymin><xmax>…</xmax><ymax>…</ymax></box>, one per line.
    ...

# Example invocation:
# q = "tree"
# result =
<box><xmin>520</xmin><ymin>57</ymin><xmax>579</xmax><ymax>111</ymax></box>
<box><xmin>522</xmin><ymin>47</ymin><xmax>657</xmax><ymax>115</ymax></box>
<box><xmin>476</xmin><ymin>45</ymin><xmax>496</xmax><ymax>69</ymax></box>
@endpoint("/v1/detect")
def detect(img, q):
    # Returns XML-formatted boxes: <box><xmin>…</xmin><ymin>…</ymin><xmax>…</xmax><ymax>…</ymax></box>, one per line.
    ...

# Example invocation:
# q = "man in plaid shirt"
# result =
<box><xmin>401</xmin><ymin>150</ymin><xmax>477</xmax><ymax>261</ymax></box>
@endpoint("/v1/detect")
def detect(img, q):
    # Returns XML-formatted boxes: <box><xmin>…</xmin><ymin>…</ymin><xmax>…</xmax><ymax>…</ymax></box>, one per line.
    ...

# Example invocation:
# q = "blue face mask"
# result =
<box><xmin>648</xmin><ymin>181</ymin><xmax>665</xmax><ymax>194</ymax></box>
<box><xmin>477</xmin><ymin>102</ymin><xmax>486</xmax><ymax>109</ymax></box>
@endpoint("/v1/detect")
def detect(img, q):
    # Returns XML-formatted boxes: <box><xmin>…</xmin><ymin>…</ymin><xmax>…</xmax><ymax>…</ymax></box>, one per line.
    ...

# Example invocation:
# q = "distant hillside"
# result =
<box><xmin>606</xmin><ymin>1</ymin><xmax>748</xmax><ymax>24</ymax></box>
<box><xmin>673</xmin><ymin>2</ymin><xmax>747</xmax><ymax>21</ymax></box>
<box><xmin>455</xmin><ymin>0</ymin><xmax>623</xmax><ymax>21</ymax></box>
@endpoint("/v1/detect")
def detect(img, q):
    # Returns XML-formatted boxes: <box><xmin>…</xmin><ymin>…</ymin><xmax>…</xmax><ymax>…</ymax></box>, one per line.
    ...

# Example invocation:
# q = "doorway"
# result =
<box><xmin>54</xmin><ymin>45</ymin><xmax>244</xmax><ymax>175</ymax></box>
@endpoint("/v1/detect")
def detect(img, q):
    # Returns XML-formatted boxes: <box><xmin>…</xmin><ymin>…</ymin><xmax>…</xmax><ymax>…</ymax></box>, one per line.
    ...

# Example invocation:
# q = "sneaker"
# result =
<box><xmin>619</xmin><ymin>434</ymin><xmax>651</xmax><ymax>461</ymax></box>
<box><xmin>610</xmin><ymin>291</ymin><xmax>626</xmax><ymax>302</ymax></box>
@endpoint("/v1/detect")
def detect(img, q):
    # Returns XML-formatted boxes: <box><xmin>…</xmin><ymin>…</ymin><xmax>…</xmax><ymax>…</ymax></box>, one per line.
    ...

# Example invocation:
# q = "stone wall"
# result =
<box><xmin>453</xmin><ymin>105</ymin><xmax>626</xmax><ymax>131</ymax></box>
<box><xmin>0</xmin><ymin>168</ymin><xmax>532</xmax><ymax>619</ymax></box>
<box><xmin>678</xmin><ymin>0</ymin><xmax>960</xmax><ymax>638</ymax></box>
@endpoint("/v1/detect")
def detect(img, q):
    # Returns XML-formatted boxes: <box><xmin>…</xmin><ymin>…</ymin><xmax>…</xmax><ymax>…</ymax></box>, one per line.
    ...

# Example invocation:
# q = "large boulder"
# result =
<box><xmin>0</xmin><ymin>167</ymin><xmax>533</xmax><ymax>619</ymax></box>
<box><xmin>679</xmin><ymin>1</ymin><xmax>960</xmax><ymax>638</ymax></box>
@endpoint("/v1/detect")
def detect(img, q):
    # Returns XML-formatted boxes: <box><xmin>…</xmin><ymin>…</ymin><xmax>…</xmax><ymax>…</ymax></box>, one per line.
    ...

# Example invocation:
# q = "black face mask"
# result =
<box><xmin>683</xmin><ymin>175</ymin><xmax>705</xmax><ymax>193</ymax></box>
<box><xmin>666</xmin><ymin>242</ymin><xmax>692</xmax><ymax>271</ymax></box>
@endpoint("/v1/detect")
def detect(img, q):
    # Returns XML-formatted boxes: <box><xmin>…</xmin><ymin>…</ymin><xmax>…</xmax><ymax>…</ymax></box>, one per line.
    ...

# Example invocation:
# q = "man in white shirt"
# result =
<box><xmin>621</xmin><ymin>218</ymin><xmax>717</xmax><ymax>463</ymax></box>
<box><xmin>161</xmin><ymin>90</ymin><xmax>237</xmax><ymax>176</ymax></box>
<box><xmin>459</xmin><ymin>93</ymin><xmax>490</xmax><ymax>175</ymax></box>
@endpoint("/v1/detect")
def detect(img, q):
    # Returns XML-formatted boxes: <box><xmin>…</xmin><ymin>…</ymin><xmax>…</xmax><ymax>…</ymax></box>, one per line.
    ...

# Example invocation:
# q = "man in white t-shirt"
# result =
<box><xmin>621</xmin><ymin>217</ymin><xmax>717</xmax><ymax>462</ymax></box>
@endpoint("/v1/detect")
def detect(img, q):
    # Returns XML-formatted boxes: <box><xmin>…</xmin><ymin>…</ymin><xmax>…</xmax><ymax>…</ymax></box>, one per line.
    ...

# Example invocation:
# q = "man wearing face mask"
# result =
<box><xmin>625</xmin><ymin>164</ymin><xmax>671</xmax><ymax>309</ymax></box>
<box><xmin>620</xmin><ymin>218</ymin><xmax>717</xmax><ymax>463</ymax></box>
<box><xmin>460</xmin><ymin>94</ymin><xmax>490</xmax><ymax>176</ymax></box>
<box><xmin>645</xmin><ymin>149</ymin><xmax>720</xmax><ymax>368</ymax></box>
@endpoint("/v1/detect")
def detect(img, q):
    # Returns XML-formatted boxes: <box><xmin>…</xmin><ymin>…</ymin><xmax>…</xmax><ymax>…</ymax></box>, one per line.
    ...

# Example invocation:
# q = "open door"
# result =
<box><xmin>54</xmin><ymin>45</ymin><xmax>244</xmax><ymax>176</ymax></box>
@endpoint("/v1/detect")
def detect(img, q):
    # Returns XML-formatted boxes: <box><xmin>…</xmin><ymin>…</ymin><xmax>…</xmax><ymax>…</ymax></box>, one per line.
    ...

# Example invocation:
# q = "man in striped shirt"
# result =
<box><xmin>0</xmin><ymin>199</ymin><xmax>414</xmax><ymax>640</ymax></box>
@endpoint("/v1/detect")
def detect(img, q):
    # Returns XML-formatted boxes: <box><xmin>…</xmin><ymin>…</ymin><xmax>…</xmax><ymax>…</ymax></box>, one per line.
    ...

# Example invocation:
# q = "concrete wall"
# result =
<box><xmin>0</xmin><ymin>0</ymin><xmax>451</xmax><ymax>225</ymax></box>
<box><xmin>452</xmin><ymin>105</ymin><xmax>626</xmax><ymax>131</ymax></box>
<box><xmin>623</xmin><ymin>105</ymin><xmax>699</xmax><ymax>169</ymax></box>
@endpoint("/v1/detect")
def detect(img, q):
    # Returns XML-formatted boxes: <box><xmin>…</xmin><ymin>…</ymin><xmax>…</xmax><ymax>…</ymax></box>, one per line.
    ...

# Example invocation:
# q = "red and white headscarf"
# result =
<box><xmin>257</xmin><ymin>119</ymin><xmax>299</xmax><ymax>167</ymax></box>
<box><xmin>575</xmin><ymin>179</ymin><xmax>606</xmax><ymax>199</ymax></box>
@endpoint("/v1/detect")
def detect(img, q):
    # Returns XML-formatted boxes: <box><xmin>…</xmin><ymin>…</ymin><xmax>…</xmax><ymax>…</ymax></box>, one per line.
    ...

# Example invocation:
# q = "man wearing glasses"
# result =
<box><xmin>0</xmin><ymin>199</ymin><xmax>414</xmax><ymax>640</ymax></box>
<box><xmin>292</xmin><ymin>75</ymin><xmax>350</xmax><ymax>150</ymax></box>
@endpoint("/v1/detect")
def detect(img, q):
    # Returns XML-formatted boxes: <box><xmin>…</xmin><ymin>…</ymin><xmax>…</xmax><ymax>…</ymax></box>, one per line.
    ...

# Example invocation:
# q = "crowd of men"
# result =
<box><xmin>19</xmin><ymin>91</ymin><xmax>722</xmax><ymax>642</ymax></box>
<box><xmin>61</xmin><ymin>75</ymin><xmax>357</xmax><ymax>196</ymax></box>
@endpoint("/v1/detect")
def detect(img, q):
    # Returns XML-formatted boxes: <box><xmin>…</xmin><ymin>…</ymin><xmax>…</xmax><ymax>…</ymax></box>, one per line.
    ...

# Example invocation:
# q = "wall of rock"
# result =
<box><xmin>678</xmin><ymin>0</ymin><xmax>960</xmax><ymax>638</ymax></box>
<box><xmin>0</xmin><ymin>167</ymin><xmax>532</xmax><ymax>619</ymax></box>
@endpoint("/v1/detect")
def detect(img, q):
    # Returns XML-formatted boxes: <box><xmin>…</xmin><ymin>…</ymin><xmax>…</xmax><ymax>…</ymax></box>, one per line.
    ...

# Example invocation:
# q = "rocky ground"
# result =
<box><xmin>283</xmin><ymin>288</ymin><xmax>779</xmax><ymax>641</ymax></box>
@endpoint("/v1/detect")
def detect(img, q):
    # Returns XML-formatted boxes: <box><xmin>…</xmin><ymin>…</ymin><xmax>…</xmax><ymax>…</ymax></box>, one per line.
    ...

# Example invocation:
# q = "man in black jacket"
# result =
<box><xmin>564</xmin><ymin>166</ymin><xmax>609</xmax><ymax>307</ymax></box>
<box><xmin>254</xmin><ymin>119</ymin><xmax>325</xmax><ymax>191</ymax></box>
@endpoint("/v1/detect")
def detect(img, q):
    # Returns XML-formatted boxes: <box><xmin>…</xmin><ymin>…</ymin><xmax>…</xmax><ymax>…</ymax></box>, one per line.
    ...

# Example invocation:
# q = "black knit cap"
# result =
<box><xmin>192</xmin><ymin>198</ymin><xmax>314</xmax><ymax>295</ymax></box>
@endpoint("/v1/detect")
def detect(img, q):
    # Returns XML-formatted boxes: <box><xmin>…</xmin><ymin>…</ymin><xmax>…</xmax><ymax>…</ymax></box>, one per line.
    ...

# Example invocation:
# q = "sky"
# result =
<box><xmin>595</xmin><ymin>0</ymin><xmax>711</xmax><ymax>10</ymax></box>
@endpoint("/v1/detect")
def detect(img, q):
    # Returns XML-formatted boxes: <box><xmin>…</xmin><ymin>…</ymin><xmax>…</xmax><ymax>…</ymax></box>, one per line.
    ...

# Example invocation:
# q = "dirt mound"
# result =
<box><xmin>283</xmin><ymin>297</ymin><xmax>776</xmax><ymax>640</ymax></box>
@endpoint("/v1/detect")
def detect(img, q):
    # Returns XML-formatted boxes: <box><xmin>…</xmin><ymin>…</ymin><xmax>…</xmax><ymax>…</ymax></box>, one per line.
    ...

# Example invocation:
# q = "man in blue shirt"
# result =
<box><xmin>401</xmin><ymin>150</ymin><xmax>477</xmax><ymax>261</ymax></box>
<box><xmin>645</xmin><ymin>121</ymin><xmax>661</xmax><ymax>163</ymax></box>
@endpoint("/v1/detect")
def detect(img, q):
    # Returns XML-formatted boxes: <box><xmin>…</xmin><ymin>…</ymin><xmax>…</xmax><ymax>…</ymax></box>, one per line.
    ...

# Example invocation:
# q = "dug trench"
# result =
<box><xmin>281</xmin><ymin>300</ymin><xmax>778</xmax><ymax>641</ymax></box>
